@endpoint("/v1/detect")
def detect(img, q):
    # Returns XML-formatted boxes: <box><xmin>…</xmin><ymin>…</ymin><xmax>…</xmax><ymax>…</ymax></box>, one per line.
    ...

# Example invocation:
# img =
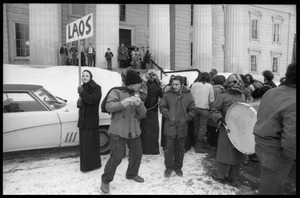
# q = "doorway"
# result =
<box><xmin>119</xmin><ymin>29</ymin><xmax>131</xmax><ymax>46</ymax></box>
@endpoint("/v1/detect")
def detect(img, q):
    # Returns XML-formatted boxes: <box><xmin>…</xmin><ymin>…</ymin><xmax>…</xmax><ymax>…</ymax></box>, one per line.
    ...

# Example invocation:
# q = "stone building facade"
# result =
<box><xmin>3</xmin><ymin>4</ymin><xmax>296</xmax><ymax>80</ymax></box>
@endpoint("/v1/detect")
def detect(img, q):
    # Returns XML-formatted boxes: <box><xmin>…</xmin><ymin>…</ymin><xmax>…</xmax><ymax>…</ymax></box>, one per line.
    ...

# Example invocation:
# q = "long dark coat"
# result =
<box><xmin>159</xmin><ymin>86</ymin><xmax>196</xmax><ymax>139</ymax></box>
<box><xmin>140</xmin><ymin>80</ymin><xmax>162</xmax><ymax>154</ymax></box>
<box><xmin>77</xmin><ymin>79</ymin><xmax>102</xmax><ymax>171</ymax></box>
<box><xmin>210</xmin><ymin>89</ymin><xmax>246</xmax><ymax>165</ymax></box>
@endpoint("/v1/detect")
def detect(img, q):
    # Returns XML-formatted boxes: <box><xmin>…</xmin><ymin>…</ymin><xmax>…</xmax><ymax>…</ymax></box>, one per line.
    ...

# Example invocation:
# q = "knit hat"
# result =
<box><xmin>125</xmin><ymin>70</ymin><xmax>142</xmax><ymax>86</ymax></box>
<box><xmin>82</xmin><ymin>70</ymin><xmax>93</xmax><ymax>79</ymax></box>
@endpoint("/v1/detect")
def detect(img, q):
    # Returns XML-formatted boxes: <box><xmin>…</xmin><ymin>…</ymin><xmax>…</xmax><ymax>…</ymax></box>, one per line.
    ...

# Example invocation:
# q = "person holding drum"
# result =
<box><xmin>210</xmin><ymin>73</ymin><xmax>246</xmax><ymax>187</ymax></box>
<box><xmin>253</xmin><ymin>63</ymin><xmax>296</xmax><ymax>195</ymax></box>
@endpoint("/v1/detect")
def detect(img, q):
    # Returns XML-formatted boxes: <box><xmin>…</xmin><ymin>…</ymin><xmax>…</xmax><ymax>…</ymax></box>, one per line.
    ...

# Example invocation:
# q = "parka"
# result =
<box><xmin>159</xmin><ymin>86</ymin><xmax>196</xmax><ymax>139</ymax></box>
<box><xmin>77</xmin><ymin>79</ymin><xmax>102</xmax><ymax>129</ymax></box>
<box><xmin>253</xmin><ymin>84</ymin><xmax>296</xmax><ymax>160</ymax></box>
<box><xmin>105</xmin><ymin>88</ymin><xmax>147</xmax><ymax>139</ymax></box>
<box><xmin>210</xmin><ymin>89</ymin><xmax>246</xmax><ymax>165</ymax></box>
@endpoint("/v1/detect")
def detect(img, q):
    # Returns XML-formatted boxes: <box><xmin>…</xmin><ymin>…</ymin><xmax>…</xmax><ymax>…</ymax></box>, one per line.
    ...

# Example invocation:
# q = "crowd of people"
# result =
<box><xmin>75</xmin><ymin>61</ymin><xmax>295</xmax><ymax>195</ymax></box>
<box><xmin>60</xmin><ymin>43</ymin><xmax>153</xmax><ymax>71</ymax></box>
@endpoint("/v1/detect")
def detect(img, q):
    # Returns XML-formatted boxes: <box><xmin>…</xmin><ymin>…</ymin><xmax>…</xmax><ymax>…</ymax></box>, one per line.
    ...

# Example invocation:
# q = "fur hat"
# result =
<box><xmin>125</xmin><ymin>70</ymin><xmax>142</xmax><ymax>86</ymax></box>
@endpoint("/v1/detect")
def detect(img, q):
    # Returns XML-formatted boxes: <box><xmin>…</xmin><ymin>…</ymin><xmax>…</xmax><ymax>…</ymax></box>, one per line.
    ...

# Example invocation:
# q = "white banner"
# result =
<box><xmin>66</xmin><ymin>13</ymin><xmax>94</xmax><ymax>43</ymax></box>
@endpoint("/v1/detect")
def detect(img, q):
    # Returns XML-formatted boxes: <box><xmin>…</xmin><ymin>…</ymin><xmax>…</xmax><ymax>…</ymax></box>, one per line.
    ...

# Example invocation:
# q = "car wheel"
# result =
<box><xmin>99</xmin><ymin>127</ymin><xmax>110</xmax><ymax>155</ymax></box>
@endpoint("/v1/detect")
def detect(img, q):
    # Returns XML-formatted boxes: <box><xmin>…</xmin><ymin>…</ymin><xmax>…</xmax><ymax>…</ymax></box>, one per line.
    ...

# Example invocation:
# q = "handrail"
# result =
<box><xmin>150</xmin><ymin>59</ymin><xmax>167</xmax><ymax>78</ymax></box>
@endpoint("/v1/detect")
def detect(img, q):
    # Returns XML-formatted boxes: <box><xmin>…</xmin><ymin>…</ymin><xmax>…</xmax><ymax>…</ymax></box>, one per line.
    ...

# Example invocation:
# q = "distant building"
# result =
<box><xmin>3</xmin><ymin>4</ymin><xmax>296</xmax><ymax>80</ymax></box>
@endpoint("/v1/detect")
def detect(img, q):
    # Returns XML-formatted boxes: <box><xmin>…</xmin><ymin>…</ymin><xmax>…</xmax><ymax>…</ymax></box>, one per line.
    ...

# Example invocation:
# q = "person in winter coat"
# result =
<box><xmin>77</xmin><ymin>70</ymin><xmax>102</xmax><ymax>172</ymax></box>
<box><xmin>210</xmin><ymin>73</ymin><xmax>246</xmax><ymax>187</ymax></box>
<box><xmin>159</xmin><ymin>75</ymin><xmax>196</xmax><ymax>178</ymax></box>
<box><xmin>101</xmin><ymin>70</ymin><xmax>147</xmax><ymax>194</ymax></box>
<box><xmin>140</xmin><ymin>69</ymin><xmax>163</xmax><ymax>155</ymax></box>
<box><xmin>253</xmin><ymin>63</ymin><xmax>296</xmax><ymax>195</ymax></box>
<box><xmin>105</xmin><ymin>48</ymin><xmax>114</xmax><ymax>70</ymax></box>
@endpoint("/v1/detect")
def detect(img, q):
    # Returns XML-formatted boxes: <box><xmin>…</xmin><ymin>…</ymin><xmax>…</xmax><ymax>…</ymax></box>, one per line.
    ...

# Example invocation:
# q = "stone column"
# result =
<box><xmin>193</xmin><ymin>5</ymin><xmax>213</xmax><ymax>72</ymax></box>
<box><xmin>29</xmin><ymin>4</ymin><xmax>60</xmax><ymax>67</ymax></box>
<box><xmin>149</xmin><ymin>4</ymin><xmax>170</xmax><ymax>70</ymax></box>
<box><xmin>95</xmin><ymin>4</ymin><xmax>119</xmax><ymax>69</ymax></box>
<box><xmin>224</xmin><ymin>5</ymin><xmax>244</xmax><ymax>73</ymax></box>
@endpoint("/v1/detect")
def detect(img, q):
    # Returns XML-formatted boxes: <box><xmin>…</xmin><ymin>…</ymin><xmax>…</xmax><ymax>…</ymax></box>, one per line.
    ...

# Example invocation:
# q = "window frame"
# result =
<box><xmin>249</xmin><ymin>10</ymin><xmax>262</xmax><ymax>42</ymax></box>
<box><xmin>272</xmin><ymin>15</ymin><xmax>284</xmax><ymax>45</ymax></box>
<box><xmin>248</xmin><ymin>48</ymin><xmax>261</xmax><ymax>73</ymax></box>
<box><xmin>191</xmin><ymin>4</ymin><xmax>194</xmax><ymax>27</ymax></box>
<box><xmin>68</xmin><ymin>4</ymin><xmax>85</xmax><ymax>18</ymax></box>
<box><xmin>120</xmin><ymin>4</ymin><xmax>126</xmax><ymax>22</ymax></box>
<box><xmin>270</xmin><ymin>51</ymin><xmax>282</xmax><ymax>73</ymax></box>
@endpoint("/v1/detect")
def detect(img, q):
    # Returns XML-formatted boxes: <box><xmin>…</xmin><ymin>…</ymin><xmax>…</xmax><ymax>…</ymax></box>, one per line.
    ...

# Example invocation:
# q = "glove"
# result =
<box><xmin>77</xmin><ymin>99</ymin><xmax>83</xmax><ymax>107</ymax></box>
<box><xmin>78</xmin><ymin>87</ymin><xmax>84</xmax><ymax>94</ymax></box>
<box><xmin>217</xmin><ymin>118</ymin><xmax>225</xmax><ymax>125</ymax></box>
<box><xmin>120</xmin><ymin>98</ymin><xmax>131</xmax><ymax>108</ymax></box>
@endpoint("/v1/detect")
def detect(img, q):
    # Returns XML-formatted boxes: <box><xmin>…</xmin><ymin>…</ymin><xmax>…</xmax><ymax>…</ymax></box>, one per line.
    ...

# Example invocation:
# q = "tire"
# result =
<box><xmin>99</xmin><ymin>127</ymin><xmax>110</xmax><ymax>155</ymax></box>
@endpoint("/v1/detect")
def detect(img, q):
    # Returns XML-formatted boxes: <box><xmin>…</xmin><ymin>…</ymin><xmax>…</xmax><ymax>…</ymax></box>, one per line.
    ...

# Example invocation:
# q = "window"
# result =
<box><xmin>251</xmin><ymin>19</ymin><xmax>258</xmax><ymax>39</ymax></box>
<box><xmin>120</xmin><ymin>4</ymin><xmax>126</xmax><ymax>21</ymax></box>
<box><xmin>191</xmin><ymin>4</ymin><xmax>194</xmax><ymax>26</ymax></box>
<box><xmin>271</xmin><ymin>51</ymin><xmax>282</xmax><ymax>73</ymax></box>
<box><xmin>272</xmin><ymin>15</ymin><xmax>283</xmax><ymax>44</ymax></box>
<box><xmin>273</xmin><ymin>23</ymin><xmax>280</xmax><ymax>43</ymax></box>
<box><xmin>68</xmin><ymin>4</ymin><xmax>85</xmax><ymax>18</ymax></box>
<box><xmin>191</xmin><ymin>42</ymin><xmax>193</xmax><ymax>67</ymax></box>
<box><xmin>15</xmin><ymin>23</ymin><xmax>29</xmax><ymax>57</ymax></box>
<box><xmin>250</xmin><ymin>55</ymin><xmax>257</xmax><ymax>72</ymax></box>
<box><xmin>248</xmin><ymin>48</ymin><xmax>261</xmax><ymax>72</ymax></box>
<box><xmin>249</xmin><ymin>11</ymin><xmax>261</xmax><ymax>42</ymax></box>
<box><xmin>272</xmin><ymin>57</ymin><xmax>278</xmax><ymax>73</ymax></box>
<box><xmin>3</xmin><ymin>92</ymin><xmax>47</xmax><ymax>113</ymax></box>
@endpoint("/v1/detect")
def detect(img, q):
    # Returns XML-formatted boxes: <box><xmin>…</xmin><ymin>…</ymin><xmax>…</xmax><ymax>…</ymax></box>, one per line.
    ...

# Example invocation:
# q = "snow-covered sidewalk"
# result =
<box><xmin>3</xmin><ymin>147</ymin><xmax>256</xmax><ymax>195</ymax></box>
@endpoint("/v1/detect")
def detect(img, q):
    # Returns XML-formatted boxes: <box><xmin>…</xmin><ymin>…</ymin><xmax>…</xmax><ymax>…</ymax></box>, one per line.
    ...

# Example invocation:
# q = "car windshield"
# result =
<box><xmin>32</xmin><ymin>87</ymin><xmax>67</xmax><ymax>110</ymax></box>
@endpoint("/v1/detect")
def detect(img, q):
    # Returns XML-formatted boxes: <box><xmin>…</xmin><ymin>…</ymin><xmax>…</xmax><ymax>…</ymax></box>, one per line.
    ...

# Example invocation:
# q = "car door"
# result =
<box><xmin>3</xmin><ymin>92</ymin><xmax>61</xmax><ymax>152</ymax></box>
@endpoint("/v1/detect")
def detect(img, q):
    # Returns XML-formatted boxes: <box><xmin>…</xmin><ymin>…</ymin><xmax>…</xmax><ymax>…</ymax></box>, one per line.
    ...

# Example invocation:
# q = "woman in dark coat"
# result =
<box><xmin>77</xmin><ymin>70</ymin><xmax>102</xmax><ymax>172</ymax></box>
<box><xmin>140</xmin><ymin>69</ymin><xmax>163</xmax><ymax>154</ymax></box>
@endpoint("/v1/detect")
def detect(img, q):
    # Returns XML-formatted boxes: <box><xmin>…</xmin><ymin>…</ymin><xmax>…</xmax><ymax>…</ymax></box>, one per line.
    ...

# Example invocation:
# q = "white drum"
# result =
<box><xmin>225</xmin><ymin>102</ymin><xmax>257</xmax><ymax>155</ymax></box>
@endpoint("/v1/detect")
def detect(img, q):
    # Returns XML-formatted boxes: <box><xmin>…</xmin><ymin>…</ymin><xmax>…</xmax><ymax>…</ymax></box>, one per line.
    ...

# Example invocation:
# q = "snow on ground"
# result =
<box><xmin>3</xmin><ymin>147</ymin><xmax>256</xmax><ymax>195</ymax></box>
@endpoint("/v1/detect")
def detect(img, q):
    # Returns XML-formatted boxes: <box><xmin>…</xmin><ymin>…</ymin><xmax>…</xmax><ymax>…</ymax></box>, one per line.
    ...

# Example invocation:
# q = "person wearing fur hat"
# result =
<box><xmin>210</xmin><ymin>73</ymin><xmax>246</xmax><ymax>187</ymax></box>
<box><xmin>101</xmin><ymin>70</ymin><xmax>147</xmax><ymax>194</ymax></box>
<box><xmin>77</xmin><ymin>70</ymin><xmax>102</xmax><ymax>172</ymax></box>
<box><xmin>160</xmin><ymin>75</ymin><xmax>196</xmax><ymax>178</ymax></box>
<box><xmin>140</xmin><ymin>69</ymin><xmax>163</xmax><ymax>155</ymax></box>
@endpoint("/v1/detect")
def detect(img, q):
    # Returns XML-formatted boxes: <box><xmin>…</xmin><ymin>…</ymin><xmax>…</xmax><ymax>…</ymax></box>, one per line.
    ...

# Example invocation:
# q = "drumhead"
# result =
<box><xmin>225</xmin><ymin>102</ymin><xmax>257</xmax><ymax>154</ymax></box>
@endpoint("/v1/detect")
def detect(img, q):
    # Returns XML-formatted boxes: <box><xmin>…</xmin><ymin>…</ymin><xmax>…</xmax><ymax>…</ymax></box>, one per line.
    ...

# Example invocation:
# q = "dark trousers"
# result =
<box><xmin>101</xmin><ymin>136</ymin><xmax>142</xmax><ymax>184</ymax></box>
<box><xmin>255</xmin><ymin>144</ymin><xmax>294</xmax><ymax>195</ymax></box>
<box><xmin>119</xmin><ymin>60</ymin><xmax>127</xmax><ymax>68</ymax></box>
<box><xmin>71</xmin><ymin>54</ymin><xmax>77</xmax><ymax>65</ymax></box>
<box><xmin>164</xmin><ymin>136</ymin><xmax>185</xmax><ymax>170</ymax></box>
<box><xmin>87</xmin><ymin>54</ymin><xmax>94</xmax><ymax>66</ymax></box>
<box><xmin>107</xmin><ymin>60</ymin><xmax>112</xmax><ymax>70</ymax></box>
<box><xmin>216</xmin><ymin>161</ymin><xmax>241</xmax><ymax>180</ymax></box>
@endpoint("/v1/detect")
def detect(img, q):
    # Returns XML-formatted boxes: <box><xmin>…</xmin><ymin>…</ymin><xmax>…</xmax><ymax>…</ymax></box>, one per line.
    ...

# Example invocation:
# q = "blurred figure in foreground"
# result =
<box><xmin>253</xmin><ymin>63</ymin><xmax>296</xmax><ymax>195</ymax></box>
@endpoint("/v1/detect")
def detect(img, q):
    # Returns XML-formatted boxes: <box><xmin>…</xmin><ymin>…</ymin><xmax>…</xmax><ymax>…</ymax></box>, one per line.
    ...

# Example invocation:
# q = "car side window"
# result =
<box><xmin>3</xmin><ymin>92</ymin><xmax>48</xmax><ymax>113</ymax></box>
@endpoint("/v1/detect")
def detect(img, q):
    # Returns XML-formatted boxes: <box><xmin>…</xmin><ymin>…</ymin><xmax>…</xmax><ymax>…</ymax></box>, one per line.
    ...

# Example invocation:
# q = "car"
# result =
<box><xmin>3</xmin><ymin>64</ymin><xmax>123</xmax><ymax>155</ymax></box>
<box><xmin>2</xmin><ymin>84</ymin><xmax>111</xmax><ymax>154</ymax></box>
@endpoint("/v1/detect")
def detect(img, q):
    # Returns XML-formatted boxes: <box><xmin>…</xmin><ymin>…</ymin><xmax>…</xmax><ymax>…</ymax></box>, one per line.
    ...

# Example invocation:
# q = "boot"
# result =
<box><xmin>101</xmin><ymin>182</ymin><xmax>110</xmax><ymax>194</ymax></box>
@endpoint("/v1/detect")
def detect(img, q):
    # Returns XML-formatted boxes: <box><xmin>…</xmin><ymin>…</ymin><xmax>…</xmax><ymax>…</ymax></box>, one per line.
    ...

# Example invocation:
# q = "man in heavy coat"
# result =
<box><xmin>160</xmin><ymin>75</ymin><xmax>196</xmax><ymax>178</ymax></box>
<box><xmin>253</xmin><ymin>63</ymin><xmax>296</xmax><ymax>195</ymax></box>
<box><xmin>101</xmin><ymin>70</ymin><xmax>147</xmax><ymax>194</ymax></box>
<box><xmin>210</xmin><ymin>73</ymin><xmax>246</xmax><ymax>187</ymax></box>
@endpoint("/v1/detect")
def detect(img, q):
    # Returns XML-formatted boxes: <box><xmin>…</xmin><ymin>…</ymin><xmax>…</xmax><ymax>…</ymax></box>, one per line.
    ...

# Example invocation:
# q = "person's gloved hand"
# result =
<box><xmin>217</xmin><ymin>118</ymin><xmax>225</xmax><ymax>125</ymax></box>
<box><xmin>77</xmin><ymin>99</ymin><xmax>83</xmax><ymax>107</ymax></box>
<box><xmin>78</xmin><ymin>87</ymin><xmax>84</xmax><ymax>94</ymax></box>
<box><xmin>120</xmin><ymin>98</ymin><xmax>131</xmax><ymax>108</ymax></box>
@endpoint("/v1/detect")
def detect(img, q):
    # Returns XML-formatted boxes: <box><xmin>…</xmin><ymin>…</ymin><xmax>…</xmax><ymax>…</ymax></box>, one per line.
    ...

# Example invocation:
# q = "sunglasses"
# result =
<box><xmin>149</xmin><ymin>74</ymin><xmax>156</xmax><ymax>76</ymax></box>
<box><xmin>231</xmin><ymin>80</ymin><xmax>239</xmax><ymax>84</ymax></box>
